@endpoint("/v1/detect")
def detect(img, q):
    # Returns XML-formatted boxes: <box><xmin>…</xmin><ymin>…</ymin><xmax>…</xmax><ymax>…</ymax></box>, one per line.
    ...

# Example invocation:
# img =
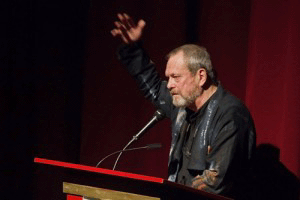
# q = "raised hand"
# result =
<box><xmin>111</xmin><ymin>13</ymin><xmax>146</xmax><ymax>44</ymax></box>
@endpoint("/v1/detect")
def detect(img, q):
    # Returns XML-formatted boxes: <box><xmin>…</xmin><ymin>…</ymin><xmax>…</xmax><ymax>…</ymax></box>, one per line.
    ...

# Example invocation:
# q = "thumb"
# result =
<box><xmin>137</xmin><ymin>19</ymin><xmax>146</xmax><ymax>30</ymax></box>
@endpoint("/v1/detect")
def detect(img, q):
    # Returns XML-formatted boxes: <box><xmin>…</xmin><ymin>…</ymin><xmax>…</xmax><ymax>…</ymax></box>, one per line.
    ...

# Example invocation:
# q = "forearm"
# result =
<box><xmin>118</xmin><ymin>42</ymin><xmax>173</xmax><ymax>116</ymax></box>
<box><xmin>118</xmin><ymin>42</ymin><xmax>161</xmax><ymax>97</ymax></box>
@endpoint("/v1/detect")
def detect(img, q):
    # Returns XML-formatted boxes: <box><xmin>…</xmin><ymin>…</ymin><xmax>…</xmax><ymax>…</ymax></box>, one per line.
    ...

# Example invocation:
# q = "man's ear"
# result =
<box><xmin>196</xmin><ymin>68</ymin><xmax>207</xmax><ymax>87</ymax></box>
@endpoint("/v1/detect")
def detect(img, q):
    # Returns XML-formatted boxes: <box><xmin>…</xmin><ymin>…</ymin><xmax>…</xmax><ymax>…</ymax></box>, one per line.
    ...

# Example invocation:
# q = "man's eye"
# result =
<box><xmin>174</xmin><ymin>76</ymin><xmax>180</xmax><ymax>81</ymax></box>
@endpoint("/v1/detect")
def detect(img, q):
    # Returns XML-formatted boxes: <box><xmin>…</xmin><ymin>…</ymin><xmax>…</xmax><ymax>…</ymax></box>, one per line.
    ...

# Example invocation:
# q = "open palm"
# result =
<box><xmin>111</xmin><ymin>13</ymin><xmax>146</xmax><ymax>44</ymax></box>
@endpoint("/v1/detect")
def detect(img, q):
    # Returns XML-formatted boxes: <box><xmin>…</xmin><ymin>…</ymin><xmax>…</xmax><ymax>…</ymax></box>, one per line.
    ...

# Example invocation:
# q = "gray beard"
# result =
<box><xmin>172</xmin><ymin>87</ymin><xmax>201</xmax><ymax>108</ymax></box>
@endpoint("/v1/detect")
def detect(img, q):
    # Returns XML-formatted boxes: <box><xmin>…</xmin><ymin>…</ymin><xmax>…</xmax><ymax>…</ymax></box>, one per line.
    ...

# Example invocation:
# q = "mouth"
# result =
<box><xmin>170</xmin><ymin>90</ymin><xmax>178</xmax><ymax>96</ymax></box>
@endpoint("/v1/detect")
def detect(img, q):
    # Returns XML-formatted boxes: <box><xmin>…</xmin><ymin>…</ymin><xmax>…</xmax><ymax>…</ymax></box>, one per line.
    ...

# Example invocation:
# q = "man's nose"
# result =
<box><xmin>167</xmin><ymin>79</ymin><xmax>174</xmax><ymax>90</ymax></box>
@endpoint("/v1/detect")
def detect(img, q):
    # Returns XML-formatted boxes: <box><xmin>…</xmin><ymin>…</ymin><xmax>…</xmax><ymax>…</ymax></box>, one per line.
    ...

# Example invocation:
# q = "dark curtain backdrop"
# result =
<box><xmin>245</xmin><ymin>0</ymin><xmax>300</xmax><ymax>180</ymax></box>
<box><xmin>1</xmin><ymin>0</ymin><xmax>89</xmax><ymax>199</ymax></box>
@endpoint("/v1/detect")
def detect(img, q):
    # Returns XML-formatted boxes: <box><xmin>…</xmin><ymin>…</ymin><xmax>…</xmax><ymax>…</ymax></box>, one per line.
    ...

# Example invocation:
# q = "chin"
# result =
<box><xmin>172</xmin><ymin>96</ymin><xmax>188</xmax><ymax>108</ymax></box>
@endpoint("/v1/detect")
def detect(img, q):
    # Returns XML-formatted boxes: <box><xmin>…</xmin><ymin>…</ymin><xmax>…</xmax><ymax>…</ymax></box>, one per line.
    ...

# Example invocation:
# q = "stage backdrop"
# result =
<box><xmin>245</xmin><ymin>0</ymin><xmax>300</xmax><ymax>177</ymax></box>
<box><xmin>80</xmin><ymin>0</ymin><xmax>300</xmax><ymax>181</ymax></box>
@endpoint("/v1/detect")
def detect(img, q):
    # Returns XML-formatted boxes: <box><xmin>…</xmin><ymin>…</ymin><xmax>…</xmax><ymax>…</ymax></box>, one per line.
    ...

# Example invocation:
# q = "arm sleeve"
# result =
<box><xmin>193</xmin><ymin>108</ymin><xmax>255</xmax><ymax>196</ymax></box>
<box><xmin>117</xmin><ymin>42</ymin><xmax>174</xmax><ymax>118</ymax></box>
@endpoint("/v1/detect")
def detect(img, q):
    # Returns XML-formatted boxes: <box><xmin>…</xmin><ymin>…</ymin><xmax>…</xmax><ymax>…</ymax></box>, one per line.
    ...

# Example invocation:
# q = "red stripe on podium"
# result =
<box><xmin>67</xmin><ymin>194</ymin><xmax>82</xmax><ymax>200</ymax></box>
<box><xmin>34</xmin><ymin>157</ymin><xmax>164</xmax><ymax>183</ymax></box>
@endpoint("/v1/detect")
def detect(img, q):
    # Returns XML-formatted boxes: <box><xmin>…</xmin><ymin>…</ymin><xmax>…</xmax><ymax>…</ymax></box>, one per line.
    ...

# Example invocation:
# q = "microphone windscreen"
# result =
<box><xmin>154</xmin><ymin>109</ymin><xmax>166</xmax><ymax>120</ymax></box>
<box><xmin>147</xmin><ymin>143</ymin><xmax>162</xmax><ymax>149</ymax></box>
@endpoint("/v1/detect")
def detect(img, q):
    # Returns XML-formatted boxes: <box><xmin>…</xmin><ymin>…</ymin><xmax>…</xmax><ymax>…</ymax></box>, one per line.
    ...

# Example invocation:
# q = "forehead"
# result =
<box><xmin>165</xmin><ymin>51</ymin><xmax>189</xmax><ymax>76</ymax></box>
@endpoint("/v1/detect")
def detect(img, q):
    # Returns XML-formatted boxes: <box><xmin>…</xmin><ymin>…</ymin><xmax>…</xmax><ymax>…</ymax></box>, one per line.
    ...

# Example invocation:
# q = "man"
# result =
<box><xmin>111</xmin><ymin>13</ymin><xmax>256</xmax><ymax>199</ymax></box>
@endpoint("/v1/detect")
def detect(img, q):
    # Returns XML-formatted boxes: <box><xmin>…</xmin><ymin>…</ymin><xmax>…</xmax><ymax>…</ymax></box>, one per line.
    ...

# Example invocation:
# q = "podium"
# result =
<box><xmin>34</xmin><ymin>158</ymin><xmax>232</xmax><ymax>200</ymax></box>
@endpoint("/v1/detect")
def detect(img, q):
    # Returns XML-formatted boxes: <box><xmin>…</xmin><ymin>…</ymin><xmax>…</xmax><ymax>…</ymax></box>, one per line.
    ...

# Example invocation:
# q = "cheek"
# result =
<box><xmin>184</xmin><ymin>81</ymin><xmax>198</xmax><ymax>94</ymax></box>
<box><xmin>177</xmin><ymin>82</ymin><xmax>186</xmax><ymax>92</ymax></box>
<box><xmin>176</xmin><ymin>77</ymin><xmax>195</xmax><ymax>94</ymax></box>
<box><xmin>178</xmin><ymin>84</ymin><xmax>190</xmax><ymax>96</ymax></box>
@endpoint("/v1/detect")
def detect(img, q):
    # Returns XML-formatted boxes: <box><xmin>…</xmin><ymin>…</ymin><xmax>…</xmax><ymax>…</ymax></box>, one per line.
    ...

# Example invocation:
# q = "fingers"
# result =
<box><xmin>111</xmin><ymin>21</ymin><xmax>127</xmax><ymax>42</ymax></box>
<box><xmin>191</xmin><ymin>175</ymin><xmax>207</xmax><ymax>190</ymax></box>
<box><xmin>111</xmin><ymin>21</ymin><xmax>124</xmax><ymax>37</ymax></box>
<box><xmin>194</xmin><ymin>183</ymin><xmax>207</xmax><ymax>190</ymax></box>
<box><xmin>113</xmin><ymin>21</ymin><xmax>131</xmax><ymax>43</ymax></box>
<box><xmin>124</xmin><ymin>13</ymin><xmax>136</xmax><ymax>28</ymax></box>
<box><xmin>111</xmin><ymin>28</ymin><xmax>126</xmax><ymax>41</ymax></box>
<box><xmin>110</xmin><ymin>29</ymin><xmax>118</xmax><ymax>37</ymax></box>
<box><xmin>111</xmin><ymin>14</ymin><xmax>132</xmax><ymax>38</ymax></box>
<box><xmin>117</xmin><ymin>13</ymin><xmax>134</xmax><ymax>30</ymax></box>
<box><xmin>114</xmin><ymin>21</ymin><xmax>126</xmax><ymax>33</ymax></box>
<box><xmin>111</xmin><ymin>13</ymin><xmax>133</xmax><ymax>36</ymax></box>
<box><xmin>111</xmin><ymin>28</ymin><xmax>129</xmax><ymax>43</ymax></box>
<box><xmin>111</xmin><ymin>13</ymin><xmax>145</xmax><ymax>43</ymax></box>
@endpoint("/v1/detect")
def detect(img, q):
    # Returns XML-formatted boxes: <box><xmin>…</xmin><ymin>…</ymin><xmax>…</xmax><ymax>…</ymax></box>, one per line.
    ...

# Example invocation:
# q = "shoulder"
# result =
<box><xmin>213</xmin><ymin>86</ymin><xmax>254</xmax><ymax>131</ymax></box>
<box><xmin>218</xmin><ymin>86</ymin><xmax>250</xmax><ymax>116</ymax></box>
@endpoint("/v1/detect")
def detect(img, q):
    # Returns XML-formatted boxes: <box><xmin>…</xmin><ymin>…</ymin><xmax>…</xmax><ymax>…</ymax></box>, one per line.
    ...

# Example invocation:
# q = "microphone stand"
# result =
<box><xmin>112</xmin><ymin>110</ymin><xmax>165</xmax><ymax>170</ymax></box>
<box><xmin>112</xmin><ymin>138</ymin><xmax>134</xmax><ymax>170</ymax></box>
<box><xmin>96</xmin><ymin>143</ymin><xmax>161</xmax><ymax>168</ymax></box>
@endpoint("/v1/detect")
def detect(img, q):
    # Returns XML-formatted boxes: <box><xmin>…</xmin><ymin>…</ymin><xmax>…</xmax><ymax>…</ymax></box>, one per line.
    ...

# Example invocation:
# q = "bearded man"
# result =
<box><xmin>111</xmin><ymin>13</ymin><xmax>256</xmax><ymax>199</ymax></box>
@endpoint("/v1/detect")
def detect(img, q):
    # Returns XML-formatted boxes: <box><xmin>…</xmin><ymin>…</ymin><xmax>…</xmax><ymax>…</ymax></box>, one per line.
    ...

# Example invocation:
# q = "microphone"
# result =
<box><xmin>96</xmin><ymin>143</ymin><xmax>162</xmax><ymax>168</ymax></box>
<box><xmin>112</xmin><ymin>109</ymin><xmax>166</xmax><ymax>170</ymax></box>
<box><xmin>132</xmin><ymin>109</ymin><xmax>166</xmax><ymax>141</ymax></box>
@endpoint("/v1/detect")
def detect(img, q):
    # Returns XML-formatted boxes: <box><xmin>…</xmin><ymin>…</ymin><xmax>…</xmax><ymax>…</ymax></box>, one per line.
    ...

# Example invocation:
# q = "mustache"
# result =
<box><xmin>170</xmin><ymin>90</ymin><xmax>179</xmax><ymax>95</ymax></box>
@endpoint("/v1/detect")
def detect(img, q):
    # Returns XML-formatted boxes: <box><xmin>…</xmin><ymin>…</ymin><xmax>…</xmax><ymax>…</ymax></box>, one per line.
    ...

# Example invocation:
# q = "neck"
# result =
<box><xmin>188</xmin><ymin>84</ymin><xmax>218</xmax><ymax>112</ymax></box>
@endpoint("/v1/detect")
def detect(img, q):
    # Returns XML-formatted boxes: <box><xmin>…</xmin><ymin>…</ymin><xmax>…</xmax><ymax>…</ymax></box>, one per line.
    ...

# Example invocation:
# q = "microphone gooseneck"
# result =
<box><xmin>95</xmin><ymin>143</ymin><xmax>162</xmax><ymax>168</ymax></box>
<box><xmin>112</xmin><ymin>110</ymin><xmax>165</xmax><ymax>170</ymax></box>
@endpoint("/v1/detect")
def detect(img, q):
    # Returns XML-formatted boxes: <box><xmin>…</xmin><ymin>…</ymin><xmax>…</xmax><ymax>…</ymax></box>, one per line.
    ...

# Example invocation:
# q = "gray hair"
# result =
<box><xmin>167</xmin><ymin>44</ymin><xmax>217</xmax><ymax>84</ymax></box>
